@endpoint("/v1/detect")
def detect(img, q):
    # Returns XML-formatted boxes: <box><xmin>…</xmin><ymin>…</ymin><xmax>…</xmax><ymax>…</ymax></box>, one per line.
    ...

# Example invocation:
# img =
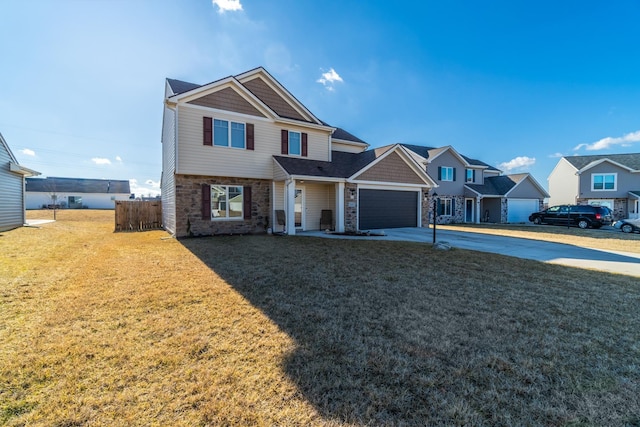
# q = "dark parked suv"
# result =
<box><xmin>529</xmin><ymin>205</ymin><xmax>613</xmax><ymax>229</ymax></box>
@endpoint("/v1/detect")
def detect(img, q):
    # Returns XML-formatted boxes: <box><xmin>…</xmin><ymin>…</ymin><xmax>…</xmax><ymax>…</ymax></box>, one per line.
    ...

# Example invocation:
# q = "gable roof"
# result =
<box><xmin>400</xmin><ymin>144</ymin><xmax>500</xmax><ymax>171</ymax></box>
<box><xmin>563</xmin><ymin>153</ymin><xmax>640</xmax><ymax>172</ymax></box>
<box><xmin>274</xmin><ymin>145</ymin><xmax>435</xmax><ymax>186</ymax></box>
<box><xmin>26</xmin><ymin>177</ymin><xmax>131</xmax><ymax>194</ymax></box>
<box><xmin>465</xmin><ymin>173</ymin><xmax>549</xmax><ymax>198</ymax></box>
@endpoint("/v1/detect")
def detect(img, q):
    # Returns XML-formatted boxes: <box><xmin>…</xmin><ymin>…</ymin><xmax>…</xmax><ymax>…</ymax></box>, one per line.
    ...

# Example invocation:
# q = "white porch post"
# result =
<box><xmin>286</xmin><ymin>179</ymin><xmax>296</xmax><ymax>235</ymax></box>
<box><xmin>336</xmin><ymin>182</ymin><xmax>345</xmax><ymax>232</ymax></box>
<box><xmin>476</xmin><ymin>196</ymin><xmax>481</xmax><ymax>224</ymax></box>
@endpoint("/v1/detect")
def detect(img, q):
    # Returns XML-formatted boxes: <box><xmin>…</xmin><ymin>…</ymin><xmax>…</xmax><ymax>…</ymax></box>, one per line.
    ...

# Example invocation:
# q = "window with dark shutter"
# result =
<box><xmin>281</xmin><ymin>130</ymin><xmax>288</xmax><ymax>154</ymax></box>
<box><xmin>202</xmin><ymin>184</ymin><xmax>211</xmax><ymax>219</ymax></box>
<box><xmin>301</xmin><ymin>133</ymin><xmax>308</xmax><ymax>157</ymax></box>
<box><xmin>243</xmin><ymin>186</ymin><xmax>252</xmax><ymax>220</ymax></box>
<box><xmin>246</xmin><ymin>123</ymin><xmax>254</xmax><ymax>150</ymax></box>
<box><xmin>203</xmin><ymin>117</ymin><xmax>213</xmax><ymax>146</ymax></box>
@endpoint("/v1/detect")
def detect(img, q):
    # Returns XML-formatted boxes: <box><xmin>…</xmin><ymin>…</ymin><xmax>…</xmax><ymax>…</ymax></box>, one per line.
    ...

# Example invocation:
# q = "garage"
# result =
<box><xmin>507</xmin><ymin>199</ymin><xmax>539</xmax><ymax>223</ymax></box>
<box><xmin>359</xmin><ymin>189</ymin><xmax>418</xmax><ymax>229</ymax></box>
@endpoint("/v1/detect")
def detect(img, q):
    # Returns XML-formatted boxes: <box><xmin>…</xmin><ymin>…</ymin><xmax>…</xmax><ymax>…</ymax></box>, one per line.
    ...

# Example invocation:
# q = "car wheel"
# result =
<box><xmin>622</xmin><ymin>224</ymin><xmax>633</xmax><ymax>233</ymax></box>
<box><xmin>578</xmin><ymin>219</ymin><xmax>589</xmax><ymax>229</ymax></box>
<box><xmin>533</xmin><ymin>217</ymin><xmax>542</xmax><ymax>225</ymax></box>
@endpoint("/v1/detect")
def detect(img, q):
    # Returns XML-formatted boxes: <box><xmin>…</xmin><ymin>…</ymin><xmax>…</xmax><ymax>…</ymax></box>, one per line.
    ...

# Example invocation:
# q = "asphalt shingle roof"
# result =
<box><xmin>274</xmin><ymin>148</ymin><xmax>394</xmax><ymax>178</ymax></box>
<box><xmin>564</xmin><ymin>153</ymin><xmax>640</xmax><ymax>171</ymax></box>
<box><xmin>465</xmin><ymin>175</ymin><xmax>522</xmax><ymax>196</ymax></box>
<box><xmin>400</xmin><ymin>144</ymin><xmax>499</xmax><ymax>171</ymax></box>
<box><xmin>26</xmin><ymin>177</ymin><xmax>131</xmax><ymax>194</ymax></box>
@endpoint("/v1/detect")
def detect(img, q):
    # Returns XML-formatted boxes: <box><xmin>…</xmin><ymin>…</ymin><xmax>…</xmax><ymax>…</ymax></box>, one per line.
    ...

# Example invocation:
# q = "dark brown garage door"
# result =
<box><xmin>359</xmin><ymin>189</ymin><xmax>418</xmax><ymax>229</ymax></box>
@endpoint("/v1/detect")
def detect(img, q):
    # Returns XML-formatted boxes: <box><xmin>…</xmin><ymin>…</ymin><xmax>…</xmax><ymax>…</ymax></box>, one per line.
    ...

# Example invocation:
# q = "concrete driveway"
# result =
<box><xmin>299</xmin><ymin>227</ymin><xmax>640</xmax><ymax>277</ymax></box>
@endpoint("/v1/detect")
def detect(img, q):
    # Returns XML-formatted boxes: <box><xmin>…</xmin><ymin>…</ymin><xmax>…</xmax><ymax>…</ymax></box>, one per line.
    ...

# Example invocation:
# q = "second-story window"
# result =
<box><xmin>592</xmin><ymin>173</ymin><xmax>616</xmax><ymax>191</ymax></box>
<box><xmin>214</xmin><ymin>119</ymin><xmax>245</xmax><ymax>148</ymax></box>
<box><xmin>466</xmin><ymin>169</ymin><xmax>474</xmax><ymax>182</ymax></box>
<box><xmin>288</xmin><ymin>131</ymin><xmax>301</xmax><ymax>155</ymax></box>
<box><xmin>439</xmin><ymin>166</ymin><xmax>455</xmax><ymax>181</ymax></box>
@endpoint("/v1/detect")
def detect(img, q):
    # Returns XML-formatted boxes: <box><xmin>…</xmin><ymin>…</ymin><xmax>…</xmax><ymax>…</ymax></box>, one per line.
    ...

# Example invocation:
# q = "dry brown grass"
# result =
<box><xmin>2</xmin><ymin>210</ymin><xmax>639</xmax><ymax>426</ymax></box>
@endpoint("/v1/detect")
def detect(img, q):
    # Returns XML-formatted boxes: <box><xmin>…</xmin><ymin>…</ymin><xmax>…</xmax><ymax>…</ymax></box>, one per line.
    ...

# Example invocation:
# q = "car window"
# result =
<box><xmin>559</xmin><ymin>206</ymin><xmax>569</xmax><ymax>213</ymax></box>
<box><xmin>548</xmin><ymin>206</ymin><xmax>560</xmax><ymax>213</ymax></box>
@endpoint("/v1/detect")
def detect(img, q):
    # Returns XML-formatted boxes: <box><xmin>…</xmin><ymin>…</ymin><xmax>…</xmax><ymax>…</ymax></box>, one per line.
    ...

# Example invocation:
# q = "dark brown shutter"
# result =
<box><xmin>203</xmin><ymin>117</ymin><xmax>213</xmax><ymax>146</ymax></box>
<box><xmin>301</xmin><ymin>132</ymin><xmax>308</xmax><ymax>157</ymax></box>
<box><xmin>281</xmin><ymin>130</ymin><xmax>288</xmax><ymax>154</ymax></box>
<box><xmin>453</xmin><ymin>168</ymin><xmax>456</xmax><ymax>181</ymax></box>
<box><xmin>246</xmin><ymin>123</ymin><xmax>254</xmax><ymax>150</ymax></box>
<box><xmin>243</xmin><ymin>186</ymin><xmax>252</xmax><ymax>220</ymax></box>
<box><xmin>472</xmin><ymin>170</ymin><xmax>476</xmax><ymax>182</ymax></box>
<box><xmin>202</xmin><ymin>184</ymin><xmax>211</xmax><ymax>219</ymax></box>
<box><xmin>437</xmin><ymin>166</ymin><xmax>442</xmax><ymax>180</ymax></box>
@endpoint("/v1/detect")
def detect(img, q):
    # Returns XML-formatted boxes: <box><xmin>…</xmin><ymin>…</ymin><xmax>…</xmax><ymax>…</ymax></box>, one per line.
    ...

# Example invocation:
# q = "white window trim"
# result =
<box><xmin>439</xmin><ymin>197</ymin><xmax>453</xmax><ymax>216</ymax></box>
<box><xmin>441</xmin><ymin>167</ymin><xmax>454</xmax><ymax>182</ymax></box>
<box><xmin>591</xmin><ymin>173</ymin><xmax>617</xmax><ymax>191</ymax></box>
<box><xmin>213</xmin><ymin>119</ymin><xmax>246</xmax><ymax>149</ymax></box>
<box><xmin>211</xmin><ymin>185</ymin><xmax>244</xmax><ymax>221</ymax></box>
<box><xmin>465</xmin><ymin>169</ymin><xmax>474</xmax><ymax>183</ymax></box>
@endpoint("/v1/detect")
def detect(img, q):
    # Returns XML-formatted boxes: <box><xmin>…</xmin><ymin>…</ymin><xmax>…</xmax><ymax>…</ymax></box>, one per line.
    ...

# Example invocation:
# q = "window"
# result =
<box><xmin>440</xmin><ymin>166</ymin><xmax>455</xmax><ymax>181</ymax></box>
<box><xmin>288</xmin><ymin>131</ymin><xmax>301</xmax><ymax>155</ymax></box>
<box><xmin>211</xmin><ymin>185</ymin><xmax>243</xmax><ymax>219</ymax></box>
<box><xmin>466</xmin><ymin>169</ymin><xmax>474</xmax><ymax>183</ymax></box>
<box><xmin>437</xmin><ymin>198</ymin><xmax>453</xmax><ymax>216</ymax></box>
<box><xmin>213</xmin><ymin>119</ymin><xmax>245</xmax><ymax>148</ymax></box>
<box><xmin>592</xmin><ymin>173</ymin><xmax>616</xmax><ymax>191</ymax></box>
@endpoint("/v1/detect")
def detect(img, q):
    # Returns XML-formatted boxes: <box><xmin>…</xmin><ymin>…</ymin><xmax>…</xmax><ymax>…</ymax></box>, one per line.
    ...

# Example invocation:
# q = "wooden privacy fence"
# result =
<box><xmin>115</xmin><ymin>200</ymin><xmax>162</xmax><ymax>232</ymax></box>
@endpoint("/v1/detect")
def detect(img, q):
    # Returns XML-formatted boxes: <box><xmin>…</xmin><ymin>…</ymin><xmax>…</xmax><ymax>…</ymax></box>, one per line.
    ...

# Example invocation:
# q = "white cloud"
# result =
<box><xmin>116</xmin><ymin>156</ymin><xmax>122</xmax><ymax>162</ymax></box>
<box><xmin>317</xmin><ymin>68</ymin><xmax>343</xmax><ymax>91</ymax></box>
<box><xmin>92</xmin><ymin>157</ymin><xmax>111</xmax><ymax>165</ymax></box>
<box><xmin>212</xmin><ymin>0</ymin><xmax>243</xmax><ymax>13</ymax></box>
<box><xmin>498</xmin><ymin>156</ymin><xmax>536</xmax><ymax>172</ymax></box>
<box><xmin>130</xmin><ymin>178</ymin><xmax>161</xmax><ymax>198</ymax></box>
<box><xmin>20</xmin><ymin>148</ymin><xmax>35</xmax><ymax>156</ymax></box>
<box><xmin>574</xmin><ymin>130</ymin><xmax>640</xmax><ymax>151</ymax></box>
<box><xmin>549</xmin><ymin>152</ymin><xmax>565</xmax><ymax>158</ymax></box>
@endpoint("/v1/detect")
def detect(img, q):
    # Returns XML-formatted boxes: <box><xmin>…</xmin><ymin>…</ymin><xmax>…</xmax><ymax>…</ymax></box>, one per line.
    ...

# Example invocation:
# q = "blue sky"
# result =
<box><xmin>2</xmin><ymin>0</ymin><xmax>639</xmax><ymax>196</ymax></box>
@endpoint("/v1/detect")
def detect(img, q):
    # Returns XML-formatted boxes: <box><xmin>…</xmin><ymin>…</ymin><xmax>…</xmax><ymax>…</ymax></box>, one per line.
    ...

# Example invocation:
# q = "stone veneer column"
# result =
<box><xmin>344</xmin><ymin>183</ymin><xmax>358</xmax><ymax>232</ymax></box>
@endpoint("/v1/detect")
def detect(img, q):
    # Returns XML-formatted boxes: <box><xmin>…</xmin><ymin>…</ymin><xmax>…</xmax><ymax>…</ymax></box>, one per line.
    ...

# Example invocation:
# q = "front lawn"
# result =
<box><xmin>1</xmin><ymin>210</ymin><xmax>639</xmax><ymax>425</ymax></box>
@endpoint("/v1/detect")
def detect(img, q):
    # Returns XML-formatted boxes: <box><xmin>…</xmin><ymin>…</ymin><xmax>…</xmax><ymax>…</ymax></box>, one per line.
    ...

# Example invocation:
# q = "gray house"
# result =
<box><xmin>549</xmin><ymin>153</ymin><xmax>640</xmax><ymax>220</ymax></box>
<box><xmin>0</xmin><ymin>133</ymin><xmax>40</xmax><ymax>231</ymax></box>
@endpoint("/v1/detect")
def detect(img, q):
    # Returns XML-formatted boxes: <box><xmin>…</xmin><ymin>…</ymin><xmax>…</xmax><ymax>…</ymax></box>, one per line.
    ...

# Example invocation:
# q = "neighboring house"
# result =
<box><xmin>161</xmin><ymin>67</ymin><xmax>435</xmax><ymax>237</ymax></box>
<box><xmin>25</xmin><ymin>177</ymin><xmax>131</xmax><ymax>209</ymax></box>
<box><xmin>0</xmin><ymin>133</ymin><xmax>40</xmax><ymax>231</ymax></box>
<box><xmin>549</xmin><ymin>153</ymin><xmax>640</xmax><ymax>220</ymax></box>
<box><xmin>401</xmin><ymin>144</ymin><xmax>549</xmax><ymax>224</ymax></box>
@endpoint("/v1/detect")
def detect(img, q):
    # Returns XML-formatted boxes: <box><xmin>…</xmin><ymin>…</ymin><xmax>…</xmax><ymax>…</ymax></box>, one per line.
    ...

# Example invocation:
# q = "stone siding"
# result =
<box><xmin>175</xmin><ymin>175</ymin><xmax>270</xmax><ymax>237</ymax></box>
<box><xmin>344</xmin><ymin>183</ymin><xmax>358</xmax><ymax>232</ymax></box>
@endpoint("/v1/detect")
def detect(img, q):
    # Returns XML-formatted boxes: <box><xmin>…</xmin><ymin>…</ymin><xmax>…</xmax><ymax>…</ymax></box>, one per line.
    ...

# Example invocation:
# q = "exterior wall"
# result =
<box><xmin>176</xmin><ymin>104</ymin><xmax>331</xmax><ymax>179</ymax></box>
<box><xmin>426</xmin><ymin>150</ymin><xmax>467</xmax><ymax>194</ymax></box>
<box><xmin>161</xmin><ymin>103</ymin><xmax>177</xmax><ymax>234</ymax></box>
<box><xmin>482</xmin><ymin>198</ymin><xmax>502</xmax><ymax>223</ymax></box>
<box><xmin>26</xmin><ymin>192</ymin><xmax>130</xmax><ymax>209</ymax></box>
<box><xmin>508</xmin><ymin>178</ymin><xmax>542</xmax><ymax>198</ymax></box>
<box><xmin>421</xmin><ymin>189</ymin><xmax>430</xmax><ymax>227</ymax></box>
<box><xmin>0</xmin><ymin>148</ymin><xmax>24</xmax><ymax>231</ymax></box>
<box><xmin>331</xmin><ymin>141</ymin><xmax>367</xmax><ymax>153</ymax></box>
<box><xmin>175</xmin><ymin>175</ymin><xmax>270</xmax><ymax>238</ymax></box>
<box><xmin>549</xmin><ymin>158</ymin><xmax>579</xmax><ymax>205</ymax></box>
<box><xmin>354</xmin><ymin>151</ymin><xmax>425</xmax><ymax>184</ymax></box>
<box><xmin>188</xmin><ymin>87</ymin><xmax>266</xmax><ymax>117</ymax></box>
<box><xmin>241</xmin><ymin>77</ymin><xmax>307</xmax><ymax>121</ymax></box>
<box><xmin>344</xmin><ymin>182</ymin><xmax>358</xmax><ymax>231</ymax></box>
<box><xmin>578</xmin><ymin>162</ymin><xmax>638</xmax><ymax>199</ymax></box>
<box><xmin>301</xmin><ymin>183</ymin><xmax>335</xmax><ymax>230</ymax></box>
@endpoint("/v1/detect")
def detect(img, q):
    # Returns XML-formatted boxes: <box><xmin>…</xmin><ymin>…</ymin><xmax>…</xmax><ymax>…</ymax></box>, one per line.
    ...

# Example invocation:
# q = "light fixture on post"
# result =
<box><xmin>432</xmin><ymin>191</ymin><xmax>438</xmax><ymax>244</ymax></box>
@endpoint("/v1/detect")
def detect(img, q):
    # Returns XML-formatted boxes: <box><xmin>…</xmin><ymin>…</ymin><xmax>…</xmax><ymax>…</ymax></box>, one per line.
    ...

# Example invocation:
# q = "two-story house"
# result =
<box><xmin>549</xmin><ymin>153</ymin><xmax>640</xmax><ymax>219</ymax></box>
<box><xmin>400</xmin><ymin>144</ymin><xmax>549</xmax><ymax>224</ymax></box>
<box><xmin>161</xmin><ymin>67</ymin><xmax>435</xmax><ymax>237</ymax></box>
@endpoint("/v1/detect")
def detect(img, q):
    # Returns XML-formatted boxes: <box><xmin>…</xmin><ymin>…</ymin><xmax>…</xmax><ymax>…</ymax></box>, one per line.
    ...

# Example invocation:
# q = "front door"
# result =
<box><xmin>294</xmin><ymin>188</ymin><xmax>304</xmax><ymax>230</ymax></box>
<box><xmin>465</xmin><ymin>199</ymin><xmax>474</xmax><ymax>223</ymax></box>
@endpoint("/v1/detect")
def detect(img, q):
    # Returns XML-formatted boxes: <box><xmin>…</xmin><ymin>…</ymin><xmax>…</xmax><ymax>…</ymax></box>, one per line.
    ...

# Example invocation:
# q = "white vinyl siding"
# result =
<box><xmin>331</xmin><ymin>141</ymin><xmax>367</xmax><ymax>153</ymax></box>
<box><xmin>0</xmin><ymin>147</ymin><xmax>25</xmax><ymax>231</ymax></box>
<box><xmin>548</xmin><ymin>158</ymin><xmax>579</xmax><ymax>206</ymax></box>
<box><xmin>177</xmin><ymin>105</ymin><xmax>331</xmax><ymax>179</ymax></box>
<box><xmin>25</xmin><ymin>192</ymin><xmax>131</xmax><ymax>209</ymax></box>
<box><xmin>161</xmin><ymin>103</ymin><xmax>177</xmax><ymax>234</ymax></box>
<box><xmin>301</xmin><ymin>183</ymin><xmax>335</xmax><ymax>230</ymax></box>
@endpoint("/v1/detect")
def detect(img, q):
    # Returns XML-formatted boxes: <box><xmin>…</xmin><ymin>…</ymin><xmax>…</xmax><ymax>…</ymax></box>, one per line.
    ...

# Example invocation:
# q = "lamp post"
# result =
<box><xmin>432</xmin><ymin>192</ymin><xmax>438</xmax><ymax>244</ymax></box>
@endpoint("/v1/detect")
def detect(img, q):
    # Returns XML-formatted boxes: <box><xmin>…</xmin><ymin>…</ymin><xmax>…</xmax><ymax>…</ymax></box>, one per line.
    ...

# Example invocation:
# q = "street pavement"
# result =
<box><xmin>299</xmin><ymin>227</ymin><xmax>640</xmax><ymax>277</ymax></box>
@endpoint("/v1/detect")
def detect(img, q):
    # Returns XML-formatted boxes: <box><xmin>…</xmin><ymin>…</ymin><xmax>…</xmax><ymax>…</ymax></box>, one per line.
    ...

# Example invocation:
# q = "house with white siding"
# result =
<box><xmin>0</xmin><ymin>133</ymin><xmax>40</xmax><ymax>231</ymax></box>
<box><xmin>25</xmin><ymin>177</ymin><xmax>131</xmax><ymax>209</ymax></box>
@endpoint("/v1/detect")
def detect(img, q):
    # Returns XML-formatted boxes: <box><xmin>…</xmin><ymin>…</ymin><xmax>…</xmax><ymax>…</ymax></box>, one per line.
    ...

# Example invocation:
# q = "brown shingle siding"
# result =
<box><xmin>242</xmin><ymin>77</ymin><xmax>307</xmax><ymax>121</ymax></box>
<box><xmin>188</xmin><ymin>87</ymin><xmax>266</xmax><ymax>118</ymax></box>
<box><xmin>355</xmin><ymin>151</ymin><xmax>425</xmax><ymax>184</ymax></box>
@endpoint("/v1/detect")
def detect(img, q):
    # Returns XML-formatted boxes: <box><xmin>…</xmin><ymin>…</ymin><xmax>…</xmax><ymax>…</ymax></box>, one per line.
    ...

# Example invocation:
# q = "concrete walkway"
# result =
<box><xmin>298</xmin><ymin>227</ymin><xmax>640</xmax><ymax>277</ymax></box>
<box><xmin>25</xmin><ymin>219</ymin><xmax>56</xmax><ymax>226</ymax></box>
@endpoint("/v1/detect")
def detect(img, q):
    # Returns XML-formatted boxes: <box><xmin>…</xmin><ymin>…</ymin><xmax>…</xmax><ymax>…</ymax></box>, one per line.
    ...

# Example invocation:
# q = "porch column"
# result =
<box><xmin>286</xmin><ymin>179</ymin><xmax>296</xmax><ymax>235</ymax></box>
<box><xmin>476</xmin><ymin>197</ymin><xmax>481</xmax><ymax>224</ymax></box>
<box><xmin>336</xmin><ymin>182</ymin><xmax>345</xmax><ymax>232</ymax></box>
